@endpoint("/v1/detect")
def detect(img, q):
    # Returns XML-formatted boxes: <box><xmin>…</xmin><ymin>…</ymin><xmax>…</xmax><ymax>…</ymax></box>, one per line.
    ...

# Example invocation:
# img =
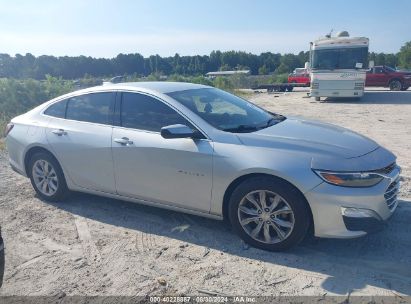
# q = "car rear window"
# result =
<box><xmin>44</xmin><ymin>99</ymin><xmax>68</xmax><ymax>118</ymax></box>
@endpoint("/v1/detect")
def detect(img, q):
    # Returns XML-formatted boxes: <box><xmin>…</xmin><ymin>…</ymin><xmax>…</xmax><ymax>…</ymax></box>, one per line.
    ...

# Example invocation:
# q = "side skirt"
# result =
<box><xmin>69</xmin><ymin>186</ymin><xmax>224</xmax><ymax>221</ymax></box>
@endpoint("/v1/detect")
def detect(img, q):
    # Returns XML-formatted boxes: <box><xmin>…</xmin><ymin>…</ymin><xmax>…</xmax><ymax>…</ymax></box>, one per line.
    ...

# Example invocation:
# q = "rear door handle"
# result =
<box><xmin>114</xmin><ymin>137</ymin><xmax>133</xmax><ymax>145</ymax></box>
<box><xmin>51</xmin><ymin>129</ymin><xmax>67</xmax><ymax>136</ymax></box>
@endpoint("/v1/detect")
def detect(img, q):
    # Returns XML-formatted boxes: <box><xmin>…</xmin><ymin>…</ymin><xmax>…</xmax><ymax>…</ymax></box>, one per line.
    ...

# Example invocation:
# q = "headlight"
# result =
<box><xmin>313</xmin><ymin>170</ymin><xmax>384</xmax><ymax>187</ymax></box>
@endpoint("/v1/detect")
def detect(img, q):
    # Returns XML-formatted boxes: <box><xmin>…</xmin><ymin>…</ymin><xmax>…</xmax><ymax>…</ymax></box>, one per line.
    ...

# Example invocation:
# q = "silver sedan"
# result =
<box><xmin>5</xmin><ymin>82</ymin><xmax>400</xmax><ymax>251</ymax></box>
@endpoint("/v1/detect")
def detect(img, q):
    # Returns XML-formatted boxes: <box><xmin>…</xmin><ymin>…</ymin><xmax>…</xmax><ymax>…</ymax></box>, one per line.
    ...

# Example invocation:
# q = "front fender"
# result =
<box><xmin>210</xmin><ymin>143</ymin><xmax>323</xmax><ymax>215</ymax></box>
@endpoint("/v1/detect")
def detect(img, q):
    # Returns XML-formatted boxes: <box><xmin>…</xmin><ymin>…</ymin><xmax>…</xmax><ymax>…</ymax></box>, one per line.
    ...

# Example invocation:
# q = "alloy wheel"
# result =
<box><xmin>32</xmin><ymin>159</ymin><xmax>59</xmax><ymax>196</ymax></box>
<box><xmin>238</xmin><ymin>190</ymin><xmax>295</xmax><ymax>244</ymax></box>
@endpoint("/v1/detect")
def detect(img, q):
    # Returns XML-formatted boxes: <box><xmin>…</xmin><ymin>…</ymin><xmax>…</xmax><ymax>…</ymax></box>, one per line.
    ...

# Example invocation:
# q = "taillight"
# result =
<box><xmin>5</xmin><ymin>123</ymin><xmax>14</xmax><ymax>137</ymax></box>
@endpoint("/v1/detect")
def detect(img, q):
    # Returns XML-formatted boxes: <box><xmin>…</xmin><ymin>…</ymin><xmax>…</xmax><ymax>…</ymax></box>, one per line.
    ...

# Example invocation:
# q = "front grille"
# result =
<box><xmin>373</xmin><ymin>162</ymin><xmax>396</xmax><ymax>175</ymax></box>
<box><xmin>384</xmin><ymin>178</ymin><xmax>400</xmax><ymax>211</ymax></box>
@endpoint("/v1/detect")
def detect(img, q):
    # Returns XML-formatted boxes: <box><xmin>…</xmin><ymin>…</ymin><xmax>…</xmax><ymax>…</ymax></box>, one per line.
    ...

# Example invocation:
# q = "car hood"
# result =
<box><xmin>236</xmin><ymin>117</ymin><xmax>379</xmax><ymax>159</ymax></box>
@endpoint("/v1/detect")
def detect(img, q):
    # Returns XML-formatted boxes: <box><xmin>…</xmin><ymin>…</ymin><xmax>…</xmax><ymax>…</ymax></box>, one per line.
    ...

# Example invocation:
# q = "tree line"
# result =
<box><xmin>0</xmin><ymin>42</ymin><xmax>410</xmax><ymax>80</ymax></box>
<box><xmin>0</xmin><ymin>51</ymin><xmax>308</xmax><ymax>79</ymax></box>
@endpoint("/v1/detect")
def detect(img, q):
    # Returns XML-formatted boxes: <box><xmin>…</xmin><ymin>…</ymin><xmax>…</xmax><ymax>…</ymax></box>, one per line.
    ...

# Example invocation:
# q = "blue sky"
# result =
<box><xmin>0</xmin><ymin>0</ymin><xmax>410</xmax><ymax>57</ymax></box>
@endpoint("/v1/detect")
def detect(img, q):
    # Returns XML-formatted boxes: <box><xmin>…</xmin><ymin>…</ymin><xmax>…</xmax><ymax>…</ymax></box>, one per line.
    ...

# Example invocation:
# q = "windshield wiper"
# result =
<box><xmin>260</xmin><ymin>114</ymin><xmax>285</xmax><ymax>128</ymax></box>
<box><xmin>223</xmin><ymin>115</ymin><xmax>285</xmax><ymax>133</ymax></box>
<box><xmin>265</xmin><ymin>117</ymin><xmax>277</xmax><ymax>127</ymax></box>
<box><xmin>222</xmin><ymin>125</ymin><xmax>259</xmax><ymax>133</ymax></box>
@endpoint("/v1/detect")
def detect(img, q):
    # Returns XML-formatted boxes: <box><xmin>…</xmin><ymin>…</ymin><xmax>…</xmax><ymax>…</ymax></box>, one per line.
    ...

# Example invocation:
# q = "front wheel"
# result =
<box><xmin>29</xmin><ymin>152</ymin><xmax>69</xmax><ymax>201</ymax></box>
<box><xmin>389</xmin><ymin>79</ymin><xmax>402</xmax><ymax>91</ymax></box>
<box><xmin>228</xmin><ymin>177</ymin><xmax>311</xmax><ymax>251</ymax></box>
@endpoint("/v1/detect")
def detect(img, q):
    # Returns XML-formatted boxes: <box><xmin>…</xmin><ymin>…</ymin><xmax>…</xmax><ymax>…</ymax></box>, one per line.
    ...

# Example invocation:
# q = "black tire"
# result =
<box><xmin>315</xmin><ymin>97</ymin><xmax>321</xmax><ymax>101</ymax></box>
<box><xmin>286</xmin><ymin>86</ymin><xmax>294</xmax><ymax>92</ymax></box>
<box><xmin>401</xmin><ymin>86</ymin><xmax>409</xmax><ymax>91</ymax></box>
<box><xmin>28</xmin><ymin>152</ymin><xmax>69</xmax><ymax>202</ymax></box>
<box><xmin>228</xmin><ymin>176</ymin><xmax>311</xmax><ymax>251</ymax></box>
<box><xmin>389</xmin><ymin>79</ymin><xmax>402</xmax><ymax>91</ymax></box>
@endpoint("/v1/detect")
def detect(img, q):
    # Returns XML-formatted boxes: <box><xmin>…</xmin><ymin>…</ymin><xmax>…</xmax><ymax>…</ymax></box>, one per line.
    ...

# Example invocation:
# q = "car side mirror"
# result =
<box><xmin>161</xmin><ymin>124</ymin><xmax>202</xmax><ymax>139</ymax></box>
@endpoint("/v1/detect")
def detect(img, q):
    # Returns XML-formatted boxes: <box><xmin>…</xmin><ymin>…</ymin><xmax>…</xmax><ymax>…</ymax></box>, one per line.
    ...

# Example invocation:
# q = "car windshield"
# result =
<box><xmin>312</xmin><ymin>46</ymin><xmax>368</xmax><ymax>70</ymax></box>
<box><xmin>167</xmin><ymin>88</ymin><xmax>285</xmax><ymax>133</ymax></box>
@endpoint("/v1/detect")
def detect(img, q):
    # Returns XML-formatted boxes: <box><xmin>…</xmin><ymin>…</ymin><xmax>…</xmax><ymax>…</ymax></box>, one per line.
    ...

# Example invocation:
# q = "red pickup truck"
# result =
<box><xmin>288</xmin><ymin>68</ymin><xmax>310</xmax><ymax>86</ymax></box>
<box><xmin>366</xmin><ymin>66</ymin><xmax>411</xmax><ymax>91</ymax></box>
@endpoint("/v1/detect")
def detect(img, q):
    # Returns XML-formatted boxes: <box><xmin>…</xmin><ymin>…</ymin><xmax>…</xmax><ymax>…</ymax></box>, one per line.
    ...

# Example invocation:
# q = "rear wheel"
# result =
<box><xmin>389</xmin><ymin>79</ymin><xmax>402</xmax><ymax>91</ymax></box>
<box><xmin>29</xmin><ymin>152</ymin><xmax>69</xmax><ymax>201</ymax></box>
<box><xmin>315</xmin><ymin>97</ymin><xmax>321</xmax><ymax>101</ymax></box>
<box><xmin>228</xmin><ymin>177</ymin><xmax>311</xmax><ymax>251</ymax></box>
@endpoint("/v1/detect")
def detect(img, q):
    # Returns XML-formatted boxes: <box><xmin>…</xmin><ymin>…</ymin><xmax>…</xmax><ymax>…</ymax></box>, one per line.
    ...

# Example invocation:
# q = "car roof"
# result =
<box><xmin>100</xmin><ymin>81</ymin><xmax>210</xmax><ymax>93</ymax></box>
<box><xmin>41</xmin><ymin>82</ymin><xmax>213</xmax><ymax>109</ymax></box>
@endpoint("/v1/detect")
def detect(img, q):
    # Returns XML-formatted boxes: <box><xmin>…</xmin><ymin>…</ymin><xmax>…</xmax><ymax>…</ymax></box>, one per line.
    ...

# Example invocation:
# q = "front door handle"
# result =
<box><xmin>114</xmin><ymin>137</ymin><xmax>133</xmax><ymax>145</ymax></box>
<box><xmin>51</xmin><ymin>129</ymin><xmax>67</xmax><ymax>136</ymax></box>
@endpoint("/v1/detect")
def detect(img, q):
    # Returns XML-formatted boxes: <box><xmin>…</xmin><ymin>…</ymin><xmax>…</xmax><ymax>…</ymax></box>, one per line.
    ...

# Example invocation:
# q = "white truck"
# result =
<box><xmin>309</xmin><ymin>31</ymin><xmax>369</xmax><ymax>101</ymax></box>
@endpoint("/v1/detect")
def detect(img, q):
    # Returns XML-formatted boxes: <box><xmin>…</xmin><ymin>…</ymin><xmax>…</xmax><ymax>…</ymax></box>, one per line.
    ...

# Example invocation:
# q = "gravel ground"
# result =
<box><xmin>0</xmin><ymin>88</ymin><xmax>410</xmax><ymax>298</ymax></box>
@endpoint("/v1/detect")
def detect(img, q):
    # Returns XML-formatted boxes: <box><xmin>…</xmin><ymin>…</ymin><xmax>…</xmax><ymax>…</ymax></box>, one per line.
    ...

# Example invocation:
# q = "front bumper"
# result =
<box><xmin>306</xmin><ymin>165</ymin><xmax>400</xmax><ymax>238</ymax></box>
<box><xmin>310</xmin><ymin>89</ymin><xmax>364</xmax><ymax>98</ymax></box>
<box><xmin>342</xmin><ymin>213</ymin><xmax>386</xmax><ymax>233</ymax></box>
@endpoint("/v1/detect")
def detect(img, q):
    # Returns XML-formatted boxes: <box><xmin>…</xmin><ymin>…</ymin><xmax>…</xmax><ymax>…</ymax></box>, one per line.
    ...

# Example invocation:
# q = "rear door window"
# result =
<box><xmin>66</xmin><ymin>92</ymin><xmax>115</xmax><ymax>125</ymax></box>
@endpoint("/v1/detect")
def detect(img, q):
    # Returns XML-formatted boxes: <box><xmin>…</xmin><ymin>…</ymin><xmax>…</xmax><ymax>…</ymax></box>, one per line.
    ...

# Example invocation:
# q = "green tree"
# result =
<box><xmin>276</xmin><ymin>63</ymin><xmax>290</xmax><ymax>74</ymax></box>
<box><xmin>398</xmin><ymin>41</ymin><xmax>411</xmax><ymax>69</ymax></box>
<box><xmin>258</xmin><ymin>65</ymin><xmax>268</xmax><ymax>75</ymax></box>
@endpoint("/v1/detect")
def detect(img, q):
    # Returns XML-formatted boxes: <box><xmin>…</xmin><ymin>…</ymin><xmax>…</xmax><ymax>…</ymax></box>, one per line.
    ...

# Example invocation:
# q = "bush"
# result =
<box><xmin>0</xmin><ymin>77</ymin><xmax>74</xmax><ymax>135</ymax></box>
<box><xmin>273</xmin><ymin>73</ymin><xmax>289</xmax><ymax>83</ymax></box>
<box><xmin>213</xmin><ymin>76</ymin><xmax>234</xmax><ymax>91</ymax></box>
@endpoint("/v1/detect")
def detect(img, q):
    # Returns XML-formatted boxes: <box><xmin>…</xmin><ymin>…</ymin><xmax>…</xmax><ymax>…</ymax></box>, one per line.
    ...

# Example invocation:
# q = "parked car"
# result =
<box><xmin>5</xmin><ymin>82</ymin><xmax>400</xmax><ymax>251</ymax></box>
<box><xmin>288</xmin><ymin>68</ymin><xmax>310</xmax><ymax>86</ymax></box>
<box><xmin>0</xmin><ymin>226</ymin><xmax>4</xmax><ymax>288</ymax></box>
<box><xmin>366</xmin><ymin>65</ymin><xmax>411</xmax><ymax>91</ymax></box>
